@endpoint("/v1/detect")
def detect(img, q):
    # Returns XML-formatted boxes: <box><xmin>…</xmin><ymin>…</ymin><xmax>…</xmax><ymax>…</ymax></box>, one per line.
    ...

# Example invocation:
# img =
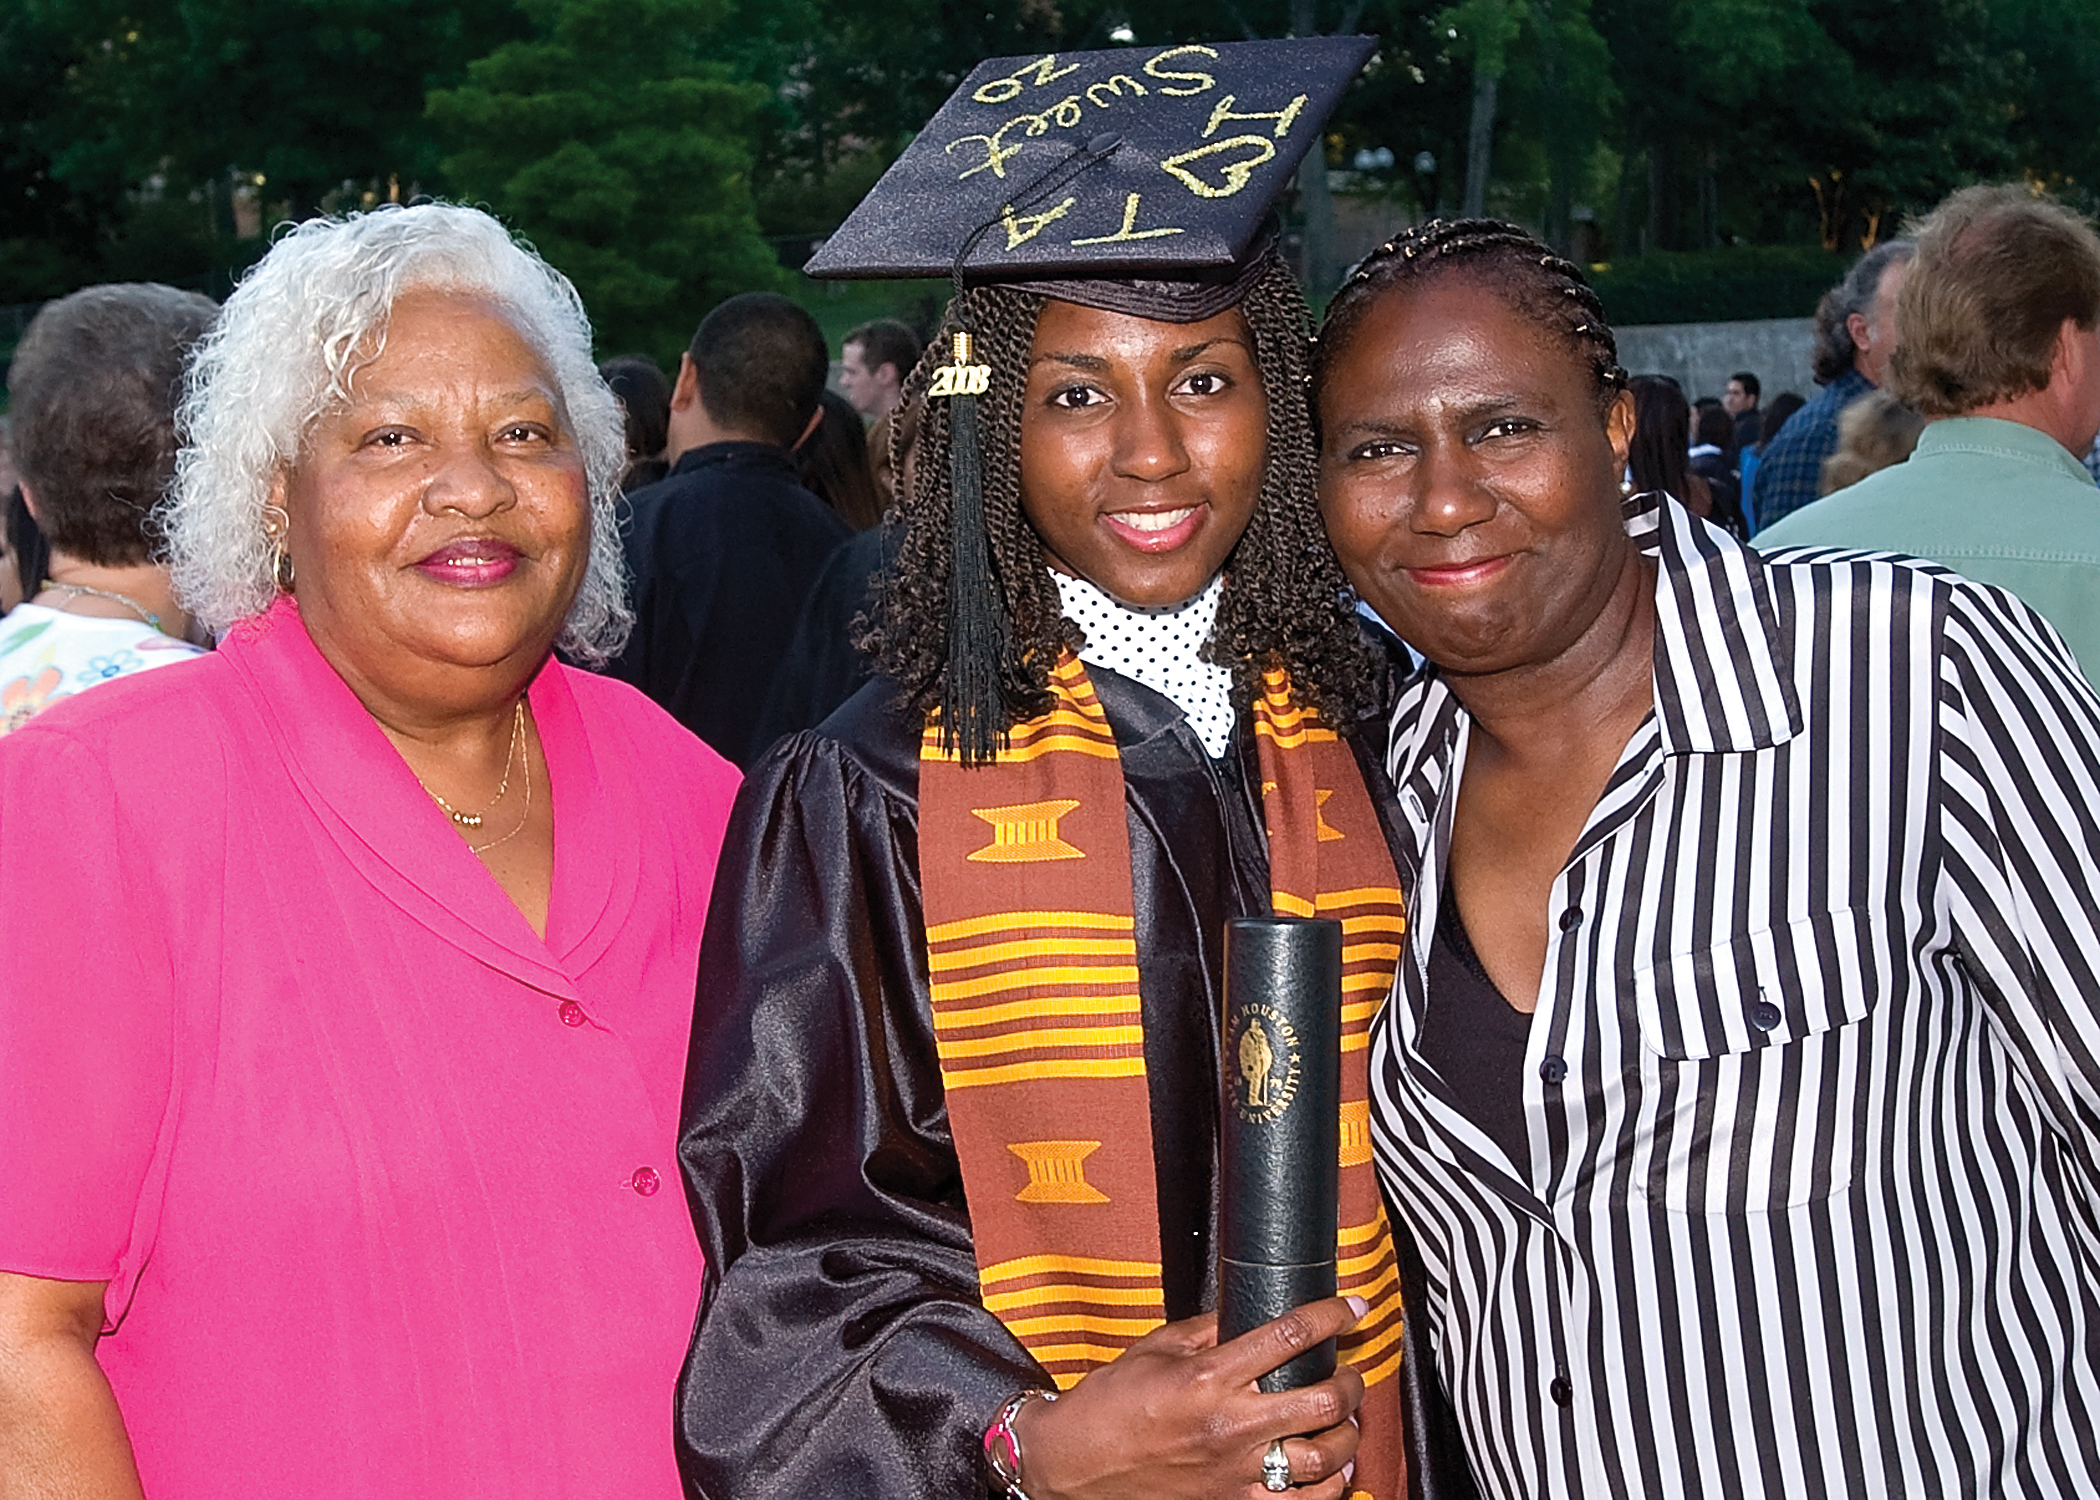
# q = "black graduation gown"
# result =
<box><xmin>675</xmin><ymin>667</ymin><xmax>1468</xmax><ymax>1500</ymax></box>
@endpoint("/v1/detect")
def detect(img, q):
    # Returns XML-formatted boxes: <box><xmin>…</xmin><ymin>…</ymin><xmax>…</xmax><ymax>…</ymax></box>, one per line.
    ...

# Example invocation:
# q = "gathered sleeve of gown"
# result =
<box><xmin>674</xmin><ymin>711</ymin><xmax>1042</xmax><ymax>1500</ymax></box>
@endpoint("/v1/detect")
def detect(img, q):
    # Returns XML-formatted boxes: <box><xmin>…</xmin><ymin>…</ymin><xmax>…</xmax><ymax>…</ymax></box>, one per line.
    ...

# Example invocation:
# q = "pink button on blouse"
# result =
<box><xmin>0</xmin><ymin>599</ymin><xmax>739</xmax><ymax>1499</ymax></box>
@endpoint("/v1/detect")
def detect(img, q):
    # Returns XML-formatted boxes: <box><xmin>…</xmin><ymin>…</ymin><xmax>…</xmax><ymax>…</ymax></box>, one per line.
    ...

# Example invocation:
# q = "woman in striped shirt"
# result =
<box><xmin>1314</xmin><ymin>217</ymin><xmax>2100</xmax><ymax>1498</ymax></box>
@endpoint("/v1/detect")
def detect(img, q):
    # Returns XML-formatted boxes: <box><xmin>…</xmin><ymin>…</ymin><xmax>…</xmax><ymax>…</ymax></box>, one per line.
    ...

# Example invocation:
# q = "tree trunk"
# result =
<box><xmin>1463</xmin><ymin>70</ymin><xmax>1497</xmax><ymax>218</ymax></box>
<box><xmin>1288</xmin><ymin>0</ymin><xmax>1342</xmax><ymax>296</ymax></box>
<box><xmin>1700</xmin><ymin>147</ymin><xmax>1719</xmax><ymax>247</ymax></box>
<box><xmin>1646</xmin><ymin>135</ymin><xmax>1669</xmax><ymax>252</ymax></box>
<box><xmin>1614</xmin><ymin>136</ymin><xmax>1640</xmax><ymax>258</ymax></box>
<box><xmin>1296</xmin><ymin>149</ymin><xmax>1339</xmax><ymax>297</ymax></box>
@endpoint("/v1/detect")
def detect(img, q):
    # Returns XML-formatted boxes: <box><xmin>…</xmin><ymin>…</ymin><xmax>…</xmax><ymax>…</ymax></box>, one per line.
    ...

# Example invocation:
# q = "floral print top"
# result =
<box><xmin>0</xmin><ymin>605</ymin><xmax>205</xmax><ymax>734</ymax></box>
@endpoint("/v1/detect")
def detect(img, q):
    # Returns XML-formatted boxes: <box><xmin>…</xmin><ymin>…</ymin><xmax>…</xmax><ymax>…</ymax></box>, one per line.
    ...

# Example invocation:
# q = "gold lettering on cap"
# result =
<box><xmin>948</xmin><ymin>127</ymin><xmax>1027</xmax><ymax>182</ymax></box>
<box><xmin>1203</xmin><ymin>92</ymin><xmax>1309</xmax><ymax>140</ymax></box>
<box><xmin>1010</xmin><ymin>1140</ymin><xmax>1111</xmax><ymax>1204</ymax></box>
<box><xmin>1085</xmin><ymin>75</ymin><xmax>1147</xmax><ymax>107</ymax></box>
<box><xmin>1159</xmin><ymin>136</ymin><xmax>1278</xmax><ymax>199</ymax></box>
<box><xmin>969</xmin><ymin>799</ymin><xmax>1085</xmax><ymax>863</ymax></box>
<box><xmin>1071</xmin><ymin>193</ymin><xmax>1185</xmax><ymax>246</ymax></box>
<box><xmin>1003</xmin><ymin>195</ymin><xmax>1078</xmax><ymax>249</ymax></box>
<box><xmin>974</xmin><ymin>54</ymin><xmax>1082</xmax><ymax>105</ymax></box>
<box><xmin>1144</xmin><ymin>44</ymin><xmax>1219</xmax><ymax>96</ymax></box>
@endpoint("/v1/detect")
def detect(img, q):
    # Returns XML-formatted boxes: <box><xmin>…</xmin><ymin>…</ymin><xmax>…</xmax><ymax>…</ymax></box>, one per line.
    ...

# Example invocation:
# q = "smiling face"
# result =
<box><xmin>1316</xmin><ymin>274</ymin><xmax>1637</xmax><ymax>676</ymax></box>
<box><xmin>278</xmin><ymin>289</ymin><xmax>591</xmax><ymax>711</ymax></box>
<box><xmin>1018</xmin><ymin>300</ymin><xmax>1267</xmax><ymax>609</ymax></box>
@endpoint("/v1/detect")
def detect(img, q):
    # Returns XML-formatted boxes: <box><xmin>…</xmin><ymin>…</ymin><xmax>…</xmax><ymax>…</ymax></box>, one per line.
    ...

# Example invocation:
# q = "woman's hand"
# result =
<box><xmin>1009</xmin><ymin>1296</ymin><xmax>1367</xmax><ymax>1500</ymax></box>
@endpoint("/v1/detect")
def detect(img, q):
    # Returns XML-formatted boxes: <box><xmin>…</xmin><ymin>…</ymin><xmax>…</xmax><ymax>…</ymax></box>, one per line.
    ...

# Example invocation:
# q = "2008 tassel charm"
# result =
<box><xmin>928</xmin><ymin>332</ymin><xmax>992</xmax><ymax>398</ymax></box>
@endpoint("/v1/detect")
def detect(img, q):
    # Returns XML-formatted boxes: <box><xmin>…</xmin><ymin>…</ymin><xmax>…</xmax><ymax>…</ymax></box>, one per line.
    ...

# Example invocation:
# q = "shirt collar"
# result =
<box><xmin>1913</xmin><ymin>415</ymin><xmax>2097</xmax><ymax>482</ymax></box>
<box><xmin>1627</xmin><ymin>489</ymin><xmax>1803</xmax><ymax>753</ymax></box>
<box><xmin>1828</xmin><ymin>367</ymin><xmax>1875</xmax><ymax>403</ymax></box>
<box><xmin>218</xmin><ymin>598</ymin><xmax>624</xmax><ymax>998</ymax></box>
<box><xmin>1054</xmin><ymin>571</ymin><xmax>1237</xmax><ymax>758</ymax></box>
<box><xmin>669</xmin><ymin>440</ymin><xmax>796</xmax><ymax>478</ymax></box>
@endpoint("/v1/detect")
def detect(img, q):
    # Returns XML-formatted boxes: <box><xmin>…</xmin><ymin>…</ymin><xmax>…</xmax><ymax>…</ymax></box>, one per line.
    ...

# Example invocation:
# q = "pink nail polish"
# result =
<box><xmin>1345</xmin><ymin>1294</ymin><xmax>1368</xmax><ymax>1318</ymax></box>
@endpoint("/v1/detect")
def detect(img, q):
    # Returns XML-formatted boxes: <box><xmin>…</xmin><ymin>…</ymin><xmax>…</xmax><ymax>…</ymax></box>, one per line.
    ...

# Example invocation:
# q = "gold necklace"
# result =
<box><xmin>465</xmin><ymin>727</ymin><xmax>533</xmax><ymax>856</ymax></box>
<box><xmin>417</xmin><ymin>699</ymin><xmax>525</xmax><ymax>831</ymax></box>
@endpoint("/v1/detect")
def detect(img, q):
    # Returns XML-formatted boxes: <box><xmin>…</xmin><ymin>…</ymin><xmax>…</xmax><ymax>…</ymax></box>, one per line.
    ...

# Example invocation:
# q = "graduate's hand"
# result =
<box><xmin>1008</xmin><ymin>1295</ymin><xmax>1366</xmax><ymax>1500</ymax></box>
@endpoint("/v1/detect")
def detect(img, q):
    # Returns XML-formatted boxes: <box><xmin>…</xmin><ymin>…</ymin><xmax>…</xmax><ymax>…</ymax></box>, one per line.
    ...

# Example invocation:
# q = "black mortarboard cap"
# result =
<box><xmin>805</xmin><ymin>35</ymin><xmax>1377</xmax><ymax>302</ymax></box>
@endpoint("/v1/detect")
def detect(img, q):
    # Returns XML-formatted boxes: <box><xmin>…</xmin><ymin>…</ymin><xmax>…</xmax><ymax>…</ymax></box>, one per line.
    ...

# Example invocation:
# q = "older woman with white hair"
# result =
<box><xmin>0</xmin><ymin>204</ymin><xmax>739</xmax><ymax>1498</ymax></box>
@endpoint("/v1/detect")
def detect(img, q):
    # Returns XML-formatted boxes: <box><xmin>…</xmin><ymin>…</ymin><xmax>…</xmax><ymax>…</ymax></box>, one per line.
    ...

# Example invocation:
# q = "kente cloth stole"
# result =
<box><xmin>917</xmin><ymin>652</ymin><xmax>1409</xmax><ymax>1500</ymax></box>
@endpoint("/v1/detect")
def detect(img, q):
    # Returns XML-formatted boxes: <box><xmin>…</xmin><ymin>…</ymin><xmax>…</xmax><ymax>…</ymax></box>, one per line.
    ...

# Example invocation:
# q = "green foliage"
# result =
<box><xmin>1592</xmin><ymin>0</ymin><xmax>2047</xmax><ymax>256</ymax></box>
<box><xmin>1</xmin><ymin>0</ymin><xmax>524</xmax><ymax>302</ymax></box>
<box><xmin>1439</xmin><ymin>0</ymin><xmax>1524</xmax><ymax>77</ymax></box>
<box><xmin>6</xmin><ymin>0</ymin><xmax>2100</xmax><ymax>335</ymax></box>
<box><xmin>1586</xmin><ymin>243</ymin><xmax>1843</xmax><ymax>323</ymax></box>
<box><xmin>429</xmin><ymin>0</ymin><xmax>786</xmax><ymax>362</ymax></box>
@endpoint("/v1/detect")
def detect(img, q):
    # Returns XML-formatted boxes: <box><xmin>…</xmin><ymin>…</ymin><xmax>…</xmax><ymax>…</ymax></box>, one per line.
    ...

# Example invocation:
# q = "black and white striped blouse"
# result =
<box><xmin>1370</xmin><ymin>491</ymin><xmax>2100</xmax><ymax>1498</ymax></box>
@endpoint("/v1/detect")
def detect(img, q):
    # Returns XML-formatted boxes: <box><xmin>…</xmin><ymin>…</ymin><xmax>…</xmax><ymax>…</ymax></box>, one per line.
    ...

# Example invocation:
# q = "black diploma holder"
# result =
<box><xmin>1218</xmin><ymin>915</ymin><xmax>1342</xmax><ymax>1392</ymax></box>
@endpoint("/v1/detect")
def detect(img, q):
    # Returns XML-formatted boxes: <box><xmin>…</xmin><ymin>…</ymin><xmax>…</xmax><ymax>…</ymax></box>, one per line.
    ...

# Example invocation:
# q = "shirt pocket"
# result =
<box><xmin>1626</xmin><ymin>907</ymin><xmax>1885</xmax><ymax>1213</ymax></box>
<box><xmin>1629</xmin><ymin>906</ymin><xmax>1883</xmax><ymax>1062</ymax></box>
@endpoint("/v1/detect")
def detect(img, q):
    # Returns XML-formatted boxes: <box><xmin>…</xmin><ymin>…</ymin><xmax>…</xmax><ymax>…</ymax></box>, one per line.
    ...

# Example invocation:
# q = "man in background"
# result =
<box><xmin>836</xmin><ymin>319</ymin><xmax>919</xmax><ymax>426</ymax></box>
<box><xmin>1723</xmin><ymin>370</ymin><xmax>1762</xmax><ymax>454</ymax></box>
<box><xmin>1751</xmin><ymin>240</ymin><xmax>1914</xmax><ymax>527</ymax></box>
<box><xmin>611</xmin><ymin>292</ymin><xmax>850</xmax><ymax>767</ymax></box>
<box><xmin>1760</xmin><ymin>185</ymin><xmax>2100</xmax><ymax>688</ymax></box>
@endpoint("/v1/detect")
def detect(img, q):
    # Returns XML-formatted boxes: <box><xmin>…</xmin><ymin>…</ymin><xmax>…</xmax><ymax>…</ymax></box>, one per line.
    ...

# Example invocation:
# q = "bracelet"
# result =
<box><xmin>983</xmin><ymin>1388</ymin><xmax>1057</xmax><ymax>1499</ymax></box>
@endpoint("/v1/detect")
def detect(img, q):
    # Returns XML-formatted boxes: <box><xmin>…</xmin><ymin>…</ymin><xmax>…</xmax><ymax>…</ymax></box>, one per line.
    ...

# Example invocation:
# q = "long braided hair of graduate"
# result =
<box><xmin>1313</xmin><ymin>217</ymin><xmax>1629</xmax><ymax>417</ymax></box>
<box><xmin>859</xmin><ymin>256</ymin><xmax>1380</xmax><ymax>751</ymax></box>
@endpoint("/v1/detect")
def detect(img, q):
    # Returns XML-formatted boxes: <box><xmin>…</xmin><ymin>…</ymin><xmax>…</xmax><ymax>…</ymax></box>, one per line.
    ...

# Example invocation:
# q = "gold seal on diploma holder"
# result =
<box><xmin>1229</xmin><ymin>1001</ymin><xmax>1301</xmax><ymax>1125</ymax></box>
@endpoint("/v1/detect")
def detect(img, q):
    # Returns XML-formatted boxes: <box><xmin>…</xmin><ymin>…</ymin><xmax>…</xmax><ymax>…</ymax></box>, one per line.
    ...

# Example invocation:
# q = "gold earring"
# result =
<box><xmin>263</xmin><ymin>505</ymin><xmax>295</xmax><ymax>594</ymax></box>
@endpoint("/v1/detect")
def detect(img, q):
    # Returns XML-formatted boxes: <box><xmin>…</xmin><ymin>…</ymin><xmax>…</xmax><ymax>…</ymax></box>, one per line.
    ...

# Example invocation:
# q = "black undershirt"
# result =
<box><xmin>1418</xmin><ymin>885</ymin><xmax>1535</xmax><ymax>1169</ymax></box>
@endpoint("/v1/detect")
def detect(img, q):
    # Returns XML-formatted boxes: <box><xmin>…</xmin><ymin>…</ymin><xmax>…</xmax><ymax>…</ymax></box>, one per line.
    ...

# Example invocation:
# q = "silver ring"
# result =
<box><xmin>1262</xmin><ymin>1438</ymin><xmax>1292</xmax><ymax>1492</ymax></box>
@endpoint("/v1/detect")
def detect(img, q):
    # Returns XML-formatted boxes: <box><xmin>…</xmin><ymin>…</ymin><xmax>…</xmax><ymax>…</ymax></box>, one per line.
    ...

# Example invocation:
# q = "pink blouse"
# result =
<box><xmin>0</xmin><ymin>599</ymin><xmax>738</xmax><ymax>1498</ymax></box>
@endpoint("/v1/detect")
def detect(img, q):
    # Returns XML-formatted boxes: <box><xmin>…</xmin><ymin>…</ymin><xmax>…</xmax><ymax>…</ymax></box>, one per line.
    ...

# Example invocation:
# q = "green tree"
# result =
<box><xmin>1596</xmin><ymin>0</ymin><xmax>2032</xmax><ymax>256</ymax></box>
<box><xmin>1989</xmin><ymin>0</ymin><xmax>2100</xmax><ymax>206</ymax></box>
<box><xmin>2</xmin><ymin>0</ymin><xmax>524</xmax><ymax>302</ymax></box>
<box><xmin>430</xmin><ymin>0</ymin><xmax>785</xmax><ymax>360</ymax></box>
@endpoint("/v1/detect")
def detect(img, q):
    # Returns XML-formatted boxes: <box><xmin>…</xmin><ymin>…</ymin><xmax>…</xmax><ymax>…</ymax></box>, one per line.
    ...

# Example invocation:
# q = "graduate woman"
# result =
<box><xmin>675</xmin><ymin>39</ymin><xmax>1455</xmax><ymax>1500</ymax></box>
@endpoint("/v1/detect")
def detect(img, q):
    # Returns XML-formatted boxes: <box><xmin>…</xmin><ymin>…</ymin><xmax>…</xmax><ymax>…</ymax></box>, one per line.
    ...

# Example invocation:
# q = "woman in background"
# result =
<box><xmin>0</xmin><ymin>284</ymin><xmax>213</xmax><ymax>729</ymax></box>
<box><xmin>794</xmin><ymin>387</ymin><xmax>885</xmax><ymax>529</ymax></box>
<box><xmin>600</xmin><ymin>352</ymin><xmax>672</xmax><ymax>492</ymax></box>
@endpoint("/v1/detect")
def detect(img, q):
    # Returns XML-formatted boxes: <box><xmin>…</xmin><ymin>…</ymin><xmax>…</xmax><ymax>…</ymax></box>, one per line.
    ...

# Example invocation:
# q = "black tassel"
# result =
<box><xmin>940</xmin><ymin>350</ymin><xmax>1009</xmax><ymax>766</ymax></box>
<box><xmin>934</xmin><ymin>134</ymin><xmax>1121</xmax><ymax>766</ymax></box>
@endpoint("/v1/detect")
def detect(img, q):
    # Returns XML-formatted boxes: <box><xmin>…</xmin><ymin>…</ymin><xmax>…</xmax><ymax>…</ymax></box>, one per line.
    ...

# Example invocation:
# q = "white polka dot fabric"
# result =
<box><xmin>1054</xmin><ymin>571</ymin><xmax>1236</xmax><ymax>759</ymax></box>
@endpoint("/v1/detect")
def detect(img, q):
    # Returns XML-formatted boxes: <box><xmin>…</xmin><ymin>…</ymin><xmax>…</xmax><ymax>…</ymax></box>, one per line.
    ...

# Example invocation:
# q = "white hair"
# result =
<box><xmin>163</xmin><ymin>202</ymin><xmax>632</xmax><ymax>663</ymax></box>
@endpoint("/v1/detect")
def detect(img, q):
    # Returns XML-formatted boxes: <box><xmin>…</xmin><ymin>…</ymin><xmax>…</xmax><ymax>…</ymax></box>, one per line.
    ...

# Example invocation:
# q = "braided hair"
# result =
<box><xmin>1313</xmin><ymin>218</ymin><xmax>1629</xmax><ymax>418</ymax></box>
<box><xmin>860</xmin><ymin>256</ymin><xmax>1379</xmax><ymax>744</ymax></box>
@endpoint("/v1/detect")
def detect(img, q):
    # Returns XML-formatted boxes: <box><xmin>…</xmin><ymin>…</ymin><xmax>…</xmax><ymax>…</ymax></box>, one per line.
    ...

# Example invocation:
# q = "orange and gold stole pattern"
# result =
<box><xmin>918</xmin><ymin>655</ymin><xmax>1167</xmax><ymax>1390</ymax></box>
<box><xmin>918</xmin><ymin>651</ymin><xmax>1409</xmax><ymax>1497</ymax></box>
